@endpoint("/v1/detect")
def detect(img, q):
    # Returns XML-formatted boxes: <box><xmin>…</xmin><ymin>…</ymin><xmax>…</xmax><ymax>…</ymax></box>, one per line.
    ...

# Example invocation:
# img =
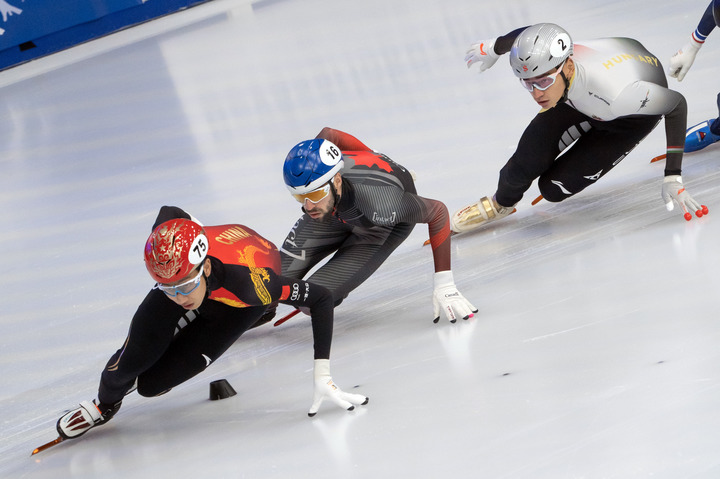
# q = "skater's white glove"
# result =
<box><xmin>668</xmin><ymin>39</ymin><xmax>702</xmax><ymax>81</ymax></box>
<box><xmin>308</xmin><ymin>359</ymin><xmax>368</xmax><ymax>417</ymax></box>
<box><xmin>661</xmin><ymin>175</ymin><xmax>708</xmax><ymax>220</ymax></box>
<box><xmin>465</xmin><ymin>38</ymin><xmax>500</xmax><ymax>72</ymax></box>
<box><xmin>432</xmin><ymin>271</ymin><xmax>478</xmax><ymax>324</ymax></box>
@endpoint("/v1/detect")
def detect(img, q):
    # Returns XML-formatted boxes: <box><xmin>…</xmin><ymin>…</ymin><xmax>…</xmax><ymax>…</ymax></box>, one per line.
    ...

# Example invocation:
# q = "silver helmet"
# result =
<box><xmin>509</xmin><ymin>23</ymin><xmax>573</xmax><ymax>79</ymax></box>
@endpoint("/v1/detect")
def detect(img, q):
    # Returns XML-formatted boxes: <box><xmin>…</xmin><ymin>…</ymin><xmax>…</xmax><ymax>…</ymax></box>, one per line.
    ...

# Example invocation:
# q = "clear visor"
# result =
<box><xmin>519</xmin><ymin>60</ymin><xmax>566</xmax><ymax>92</ymax></box>
<box><xmin>156</xmin><ymin>266</ymin><xmax>204</xmax><ymax>297</ymax></box>
<box><xmin>291</xmin><ymin>183</ymin><xmax>331</xmax><ymax>204</ymax></box>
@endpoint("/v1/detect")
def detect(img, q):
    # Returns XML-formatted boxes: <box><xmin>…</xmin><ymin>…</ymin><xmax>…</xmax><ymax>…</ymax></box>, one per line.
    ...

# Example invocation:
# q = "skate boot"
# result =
<box><xmin>685</xmin><ymin>119</ymin><xmax>720</xmax><ymax>152</ymax></box>
<box><xmin>56</xmin><ymin>400</ymin><xmax>122</xmax><ymax>439</ymax></box>
<box><xmin>451</xmin><ymin>196</ymin><xmax>515</xmax><ymax>233</ymax></box>
<box><xmin>685</xmin><ymin>93</ymin><xmax>720</xmax><ymax>153</ymax></box>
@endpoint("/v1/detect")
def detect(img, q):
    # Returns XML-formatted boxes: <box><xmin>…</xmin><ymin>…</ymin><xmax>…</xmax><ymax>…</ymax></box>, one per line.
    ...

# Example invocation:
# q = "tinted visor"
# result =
<box><xmin>291</xmin><ymin>183</ymin><xmax>331</xmax><ymax>204</ymax></box>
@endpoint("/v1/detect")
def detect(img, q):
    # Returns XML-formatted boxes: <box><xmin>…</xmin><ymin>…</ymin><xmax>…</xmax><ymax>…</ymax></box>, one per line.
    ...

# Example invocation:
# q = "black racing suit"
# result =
<box><xmin>688</xmin><ymin>0</ymin><xmax>720</xmax><ymax>135</ymax></box>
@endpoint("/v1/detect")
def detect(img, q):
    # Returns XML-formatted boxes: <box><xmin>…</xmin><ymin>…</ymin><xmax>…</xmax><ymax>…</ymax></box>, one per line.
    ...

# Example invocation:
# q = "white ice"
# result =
<box><xmin>2</xmin><ymin>0</ymin><xmax>720</xmax><ymax>477</ymax></box>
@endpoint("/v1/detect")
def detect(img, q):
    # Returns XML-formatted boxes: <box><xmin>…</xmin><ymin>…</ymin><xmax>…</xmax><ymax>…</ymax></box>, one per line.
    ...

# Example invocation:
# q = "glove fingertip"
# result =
<box><xmin>362</xmin><ymin>397</ymin><xmax>369</xmax><ymax>405</ymax></box>
<box><xmin>347</xmin><ymin>405</ymin><xmax>355</xmax><ymax>411</ymax></box>
<box><xmin>433</xmin><ymin>316</ymin><xmax>440</xmax><ymax>324</ymax></box>
<box><xmin>450</xmin><ymin>318</ymin><xmax>457</xmax><ymax>324</ymax></box>
<box><xmin>308</xmin><ymin>411</ymin><xmax>317</xmax><ymax>417</ymax></box>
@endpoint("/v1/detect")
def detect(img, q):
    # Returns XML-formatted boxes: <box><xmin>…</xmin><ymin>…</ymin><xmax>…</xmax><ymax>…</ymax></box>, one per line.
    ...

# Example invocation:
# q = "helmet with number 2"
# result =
<box><xmin>509</xmin><ymin>23</ymin><xmax>573</xmax><ymax>79</ymax></box>
<box><xmin>283</xmin><ymin>139</ymin><xmax>344</xmax><ymax>195</ymax></box>
<box><xmin>144</xmin><ymin>218</ymin><xmax>208</xmax><ymax>284</ymax></box>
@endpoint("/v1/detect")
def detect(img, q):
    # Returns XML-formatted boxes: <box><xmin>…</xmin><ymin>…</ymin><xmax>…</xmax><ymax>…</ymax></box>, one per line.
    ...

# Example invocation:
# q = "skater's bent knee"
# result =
<box><xmin>137</xmin><ymin>378</ymin><xmax>173</xmax><ymax>398</ymax></box>
<box><xmin>538</xmin><ymin>181</ymin><xmax>572</xmax><ymax>203</ymax></box>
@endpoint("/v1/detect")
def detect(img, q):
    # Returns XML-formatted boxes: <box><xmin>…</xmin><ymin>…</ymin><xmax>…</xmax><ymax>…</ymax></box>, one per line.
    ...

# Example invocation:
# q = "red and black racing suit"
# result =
<box><xmin>98</xmin><ymin>206</ymin><xmax>334</xmax><ymax>406</ymax></box>
<box><xmin>280</xmin><ymin>127</ymin><xmax>452</xmax><ymax>306</ymax></box>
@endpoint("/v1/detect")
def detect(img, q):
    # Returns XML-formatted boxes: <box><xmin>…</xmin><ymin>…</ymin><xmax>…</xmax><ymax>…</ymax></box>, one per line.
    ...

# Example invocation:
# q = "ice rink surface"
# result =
<box><xmin>2</xmin><ymin>0</ymin><xmax>720</xmax><ymax>477</ymax></box>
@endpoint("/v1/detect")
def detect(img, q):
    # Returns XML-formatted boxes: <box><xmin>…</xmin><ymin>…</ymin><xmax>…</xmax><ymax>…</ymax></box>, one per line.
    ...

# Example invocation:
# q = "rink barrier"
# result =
<box><xmin>0</xmin><ymin>0</ymin><xmax>213</xmax><ymax>72</ymax></box>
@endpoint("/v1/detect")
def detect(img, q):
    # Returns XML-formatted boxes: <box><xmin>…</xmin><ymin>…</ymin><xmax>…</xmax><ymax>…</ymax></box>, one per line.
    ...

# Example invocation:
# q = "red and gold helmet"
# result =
<box><xmin>144</xmin><ymin>218</ymin><xmax>209</xmax><ymax>284</ymax></box>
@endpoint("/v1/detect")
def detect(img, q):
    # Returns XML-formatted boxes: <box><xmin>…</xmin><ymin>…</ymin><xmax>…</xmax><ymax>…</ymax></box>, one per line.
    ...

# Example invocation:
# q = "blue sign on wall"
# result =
<box><xmin>0</xmin><ymin>0</ymin><xmax>145</xmax><ymax>48</ymax></box>
<box><xmin>0</xmin><ymin>0</ymin><xmax>209</xmax><ymax>71</ymax></box>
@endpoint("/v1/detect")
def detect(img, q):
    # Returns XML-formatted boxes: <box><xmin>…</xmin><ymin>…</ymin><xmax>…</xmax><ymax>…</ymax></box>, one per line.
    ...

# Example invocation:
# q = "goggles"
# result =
<box><xmin>157</xmin><ymin>266</ymin><xmax>204</xmax><ymax>297</ymax></box>
<box><xmin>292</xmin><ymin>183</ymin><xmax>331</xmax><ymax>204</ymax></box>
<box><xmin>519</xmin><ymin>60</ymin><xmax>566</xmax><ymax>92</ymax></box>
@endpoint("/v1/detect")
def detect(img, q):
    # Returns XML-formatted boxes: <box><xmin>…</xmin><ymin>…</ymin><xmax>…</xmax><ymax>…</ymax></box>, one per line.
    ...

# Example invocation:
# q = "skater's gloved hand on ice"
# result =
<box><xmin>465</xmin><ymin>38</ymin><xmax>500</xmax><ymax>72</ymax></box>
<box><xmin>308</xmin><ymin>360</ymin><xmax>368</xmax><ymax>417</ymax></box>
<box><xmin>432</xmin><ymin>271</ymin><xmax>478</xmax><ymax>323</ymax></box>
<box><xmin>668</xmin><ymin>38</ymin><xmax>702</xmax><ymax>81</ymax></box>
<box><xmin>661</xmin><ymin>175</ymin><xmax>708</xmax><ymax>220</ymax></box>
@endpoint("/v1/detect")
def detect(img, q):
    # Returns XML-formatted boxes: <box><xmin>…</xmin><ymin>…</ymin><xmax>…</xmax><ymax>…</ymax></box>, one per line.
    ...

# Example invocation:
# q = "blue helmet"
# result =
<box><xmin>283</xmin><ymin>138</ymin><xmax>344</xmax><ymax>194</ymax></box>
